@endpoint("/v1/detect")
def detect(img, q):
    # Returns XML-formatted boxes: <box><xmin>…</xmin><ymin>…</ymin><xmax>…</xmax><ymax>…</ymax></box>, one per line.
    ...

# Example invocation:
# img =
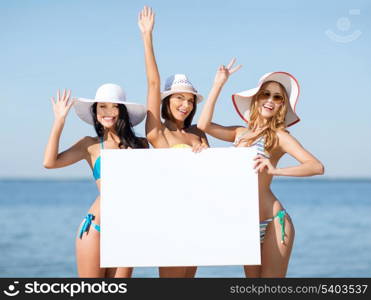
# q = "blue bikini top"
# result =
<box><xmin>92</xmin><ymin>137</ymin><xmax>104</xmax><ymax>181</ymax></box>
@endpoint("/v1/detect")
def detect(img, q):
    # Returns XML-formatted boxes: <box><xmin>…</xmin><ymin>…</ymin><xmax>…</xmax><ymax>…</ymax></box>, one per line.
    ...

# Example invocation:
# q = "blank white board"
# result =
<box><xmin>101</xmin><ymin>147</ymin><xmax>260</xmax><ymax>267</ymax></box>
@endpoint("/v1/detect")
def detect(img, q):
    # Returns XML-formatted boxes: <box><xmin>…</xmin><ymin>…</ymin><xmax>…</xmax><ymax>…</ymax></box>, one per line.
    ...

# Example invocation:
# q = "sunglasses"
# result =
<box><xmin>257</xmin><ymin>90</ymin><xmax>284</xmax><ymax>104</ymax></box>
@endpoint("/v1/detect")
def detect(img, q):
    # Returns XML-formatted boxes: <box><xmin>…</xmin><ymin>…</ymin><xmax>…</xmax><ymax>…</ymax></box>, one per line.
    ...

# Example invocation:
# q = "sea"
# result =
<box><xmin>0</xmin><ymin>178</ymin><xmax>370</xmax><ymax>278</ymax></box>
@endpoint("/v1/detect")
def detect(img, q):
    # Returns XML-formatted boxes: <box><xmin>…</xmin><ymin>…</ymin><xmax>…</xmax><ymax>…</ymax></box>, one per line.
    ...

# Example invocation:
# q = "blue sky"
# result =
<box><xmin>1</xmin><ymin>0</ymin><xmax>370</xmax><ymax>178</ymax></box>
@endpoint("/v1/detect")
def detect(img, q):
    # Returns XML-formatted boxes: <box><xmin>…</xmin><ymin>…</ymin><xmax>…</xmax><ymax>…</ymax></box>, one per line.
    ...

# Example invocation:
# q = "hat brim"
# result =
<box><xmin>160</xmin><ymin>90</ymin><xmax>203</xmax><ymax>104</ymax></box>
<box><xmin>73</xmin><ymin>97</ymin><xmax>146</xmax><ymax>126</ymax></box>
<box><xmin>232</xmin><ymin>72</ymin><xmax>300</xmax><ymax>127</ymax></box>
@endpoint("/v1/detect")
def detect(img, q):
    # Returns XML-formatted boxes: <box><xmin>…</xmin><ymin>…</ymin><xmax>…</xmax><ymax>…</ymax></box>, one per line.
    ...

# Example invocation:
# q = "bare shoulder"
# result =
<box><xmin>276</xmin><ymin>129</ymin><xmax>290</xmax><ymax>139</ymax></box>
<box><xmin>147</xmin><ymin>122</ymin><xmax>167</xmax><ymax>145</ymax></box>
<box><xmin>235</xmin><ymin>126</ymin><xmax>249</xmax><ymax>136</ymax></box>
<box><xmin>276</xmin><ymin>129</ymin><xmax>303</xmax><ymax>151</ymax></box>
<box><xmin>82</xmin><ymin>136</ymin><xmax>101</xmax><ymax>153</ymax></box>
<box><xmin>82</xmin><ymin>136</ymin><xmax>99</xmax><ymax>146</ymax></box>
<box><xmin>276</xmin><ymin>129</ymin><xmax>295</xmax><ymax>142</ymax></box>
<box><xmin>188</xmin><ymin>124</ymin><xmax>205</xmax><ymax>137</ymax></box>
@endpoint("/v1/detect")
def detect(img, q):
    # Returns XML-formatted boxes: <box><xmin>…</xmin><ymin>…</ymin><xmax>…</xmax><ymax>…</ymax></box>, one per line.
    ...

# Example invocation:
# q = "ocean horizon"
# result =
<box><xmin>1</xmin><ymin>178</ymin><xmax>370</xmax><ymax>277</ymax></box>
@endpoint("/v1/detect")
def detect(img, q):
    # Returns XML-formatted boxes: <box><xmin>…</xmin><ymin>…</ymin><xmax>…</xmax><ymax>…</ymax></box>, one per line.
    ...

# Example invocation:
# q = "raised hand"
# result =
<box><xmin>138</xmin><ymin>6</ymin><xmax>155</xmax><ymax>34</ymax></box>
<box><xmin>214</xmin><ymin>58</ymin><xmax>242</xmax><ymax>86</ymax></box>
<box><xmin>50</xmin><ymin>89</ymin><xmax>73</xmax><ymax>121</ymax></box>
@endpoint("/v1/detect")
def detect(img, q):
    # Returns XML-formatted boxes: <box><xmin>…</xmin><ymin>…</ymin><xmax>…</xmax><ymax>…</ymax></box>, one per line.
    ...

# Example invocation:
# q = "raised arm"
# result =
<box><xmin>254</xmin><ymin>130</ymin><xmax>325</xmax><ymax>176</ymax></box>
<box><xmin>197</xmin><ymin>58</ymin><xmax>242</xmax><ymax>142</ymax></box>
<box><xmin>43</xmin><ymin>89</ymin><xmax>87</xmax><ymax>169</ymax></box>
<box><xmin>138</xmin><ymin>6</ymin><xmax>162</xmax><ymax>143</ymax></box>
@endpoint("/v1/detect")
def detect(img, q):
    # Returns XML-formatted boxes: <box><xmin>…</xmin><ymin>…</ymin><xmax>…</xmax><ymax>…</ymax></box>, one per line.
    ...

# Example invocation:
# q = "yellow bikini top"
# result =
<box><xmin>170</xmin><ymin>144</ymin><xmax>192</xmax><ymax>149</ymax></box>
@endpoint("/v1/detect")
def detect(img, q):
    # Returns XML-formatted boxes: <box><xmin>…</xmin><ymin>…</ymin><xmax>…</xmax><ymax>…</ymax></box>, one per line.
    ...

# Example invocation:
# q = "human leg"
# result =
<box><xmin>259</xmin><ymin>211</ymin><xmax>295</xmax><ymax>277</ymax></box>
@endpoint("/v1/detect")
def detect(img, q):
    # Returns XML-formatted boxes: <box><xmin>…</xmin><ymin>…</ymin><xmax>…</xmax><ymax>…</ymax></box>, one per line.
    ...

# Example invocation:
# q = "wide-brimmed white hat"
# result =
<box><xmin>73</xmin><ymin>83</ymin><xmax>146</xmax><ymax>126</ymax></box>
<box><xmin>232</xmin><ymin>71</ymin><xmax>300</xmax><ymax>127</ymax></box>
<box><xmin>160</xmin><ymin>74</ymin><xmax>203</xmax><ymax>103</ymax></box>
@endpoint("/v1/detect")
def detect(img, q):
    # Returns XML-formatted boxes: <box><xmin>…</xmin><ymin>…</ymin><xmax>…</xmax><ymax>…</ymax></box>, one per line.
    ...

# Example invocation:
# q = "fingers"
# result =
<box><xmin>218</xmin><ymin>65</ymin><xmax>228</xmax><ymax>72</ymax></box>
<box><xmin>224</xmin><ymin>58</ymin><xmax>242</xmax><ymax>74</ymax></box>
<box><xmin>200</xmin><ymin>144</ymin><xmax>208</xmax><ymax>151</ymax></box>
<box><xmin>254</xmin><ymin>161</ymin><xmax>266</xmax><ymax>173</ymax></box>
<box><xmin>142</xmin><ymin>5</ymin><xmax>153</xmax><ymax>18</ymax></box>
<box><xmin>253</xmin><ymin>155</ymin><xmax>266</xmax><ymax>172</ymax></box>
<box><xmin>55</xmin><ymin>89</ymin><xmax>71</xmax><ymax>104</ymax></box>
<box><xmin>138</xmin><ymin>6</ymin><xmax>155</xmax><ymax>30</ymax></box>
<box><xmin>138</xmin><ymin>6</ymin><xmax>147</xmax><ymax>21</ymax></box>
<box><xmin>62</xmin><ymin>89</ymin><xmax>69</xmax><ymax>103</ymax></box>
<box><xmin>226</xmin><ymin>58</ymin><xmax>236</xmax><ymax>69</ymax></box>
<box><xmin>230</xmin><ymin>64</ymin><xmax>242</xmax><ymax>74</ymax></box>
<box><xmin>253</xmin><ymin>160</ymin><xmax>261</xmax><ymax>169</ymax></box>
<box><xmin>65</xmin><ymin>90</ymin><xmax>72</xmax><ymax>107</ymax></box>
<box><xmin>196</xmin><ymin>144</ymin><xmax>208</xmax><ymax>153</ymax></box>
<box><xmin>67</xmin><ymin>98</ymin><xmax>75</xmax><ymax>109</ymax></box>
<box><xmin>257</xmin><ymin>164</ymin><xmax>266</xmax><ymax>173</ymax></box>
<box><xmin>192</xmin><ymin>143</ymin><xmax>208</xmax><ymax>153</ymax></box>
<box><xmin>192</xmin><ymin>144</ymin><xmax>201</xmax><ymax>153</ymax></box>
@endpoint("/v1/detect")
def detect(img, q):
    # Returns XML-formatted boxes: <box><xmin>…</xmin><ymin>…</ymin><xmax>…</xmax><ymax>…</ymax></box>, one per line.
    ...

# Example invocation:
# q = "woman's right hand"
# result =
<box><xmin>214</xmin><ymin>58</ymin><xmax>242</xmax><ymax>86</ymax></box>
<box><xmin>51</xmin><ymin>89</ymin><xmax>73</xmax><ymax>121</ymax></box>
<box><xmin>138</xmin><ymin>6</ymin><xmax>155</xmax><ymax>34</ymax></box>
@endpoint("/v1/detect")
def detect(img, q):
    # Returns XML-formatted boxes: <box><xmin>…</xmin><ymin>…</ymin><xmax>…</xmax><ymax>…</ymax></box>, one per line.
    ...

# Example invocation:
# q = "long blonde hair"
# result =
<box><xmin>244</xmin><ymin>81</ymin><xmax>289</xmax><ymax>154</ymax></box>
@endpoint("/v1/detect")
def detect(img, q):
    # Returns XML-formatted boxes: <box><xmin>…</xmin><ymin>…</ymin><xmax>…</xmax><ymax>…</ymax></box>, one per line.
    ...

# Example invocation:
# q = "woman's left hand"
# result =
<box><xmin>253</xmin><ymin>155</ymin><xmax>276</xmax><ymax>175</ymax></box>
<box><xmin>192</xmin><ymin>143</ymin><xmax>208</xmax><ymax>153</ymax></box>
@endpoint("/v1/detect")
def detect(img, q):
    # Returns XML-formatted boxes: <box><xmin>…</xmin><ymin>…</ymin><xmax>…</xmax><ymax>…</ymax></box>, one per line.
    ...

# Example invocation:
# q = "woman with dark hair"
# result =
<box><xmin>198</xmin><ymin>64</ymin><xmax>324</xmax><ymax>277</ymax></box>
<box><xmin>43</xmin><ymin>84</ymin><xmax>148</xmax><ymax>277</ymax></box>
<box><xmin>138</xmin><ymin>6</ymin><xmax>208</xmax><ymax>277</ymax></box>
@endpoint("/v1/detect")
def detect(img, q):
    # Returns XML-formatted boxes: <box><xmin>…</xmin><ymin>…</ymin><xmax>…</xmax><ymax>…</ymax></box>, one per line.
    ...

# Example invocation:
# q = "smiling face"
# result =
<box><xmin>256</xmin><ymin>81</ymin><xmax>286</xmax><ymax>120</ymax></box>
<box><xmin>96</xmin><ymin>102</ymin><xmax>119</xmax><ymax>128</ymax></box>
<box><xmin>168</xmin><ymin>93</ymin><xmax>195</xmax><ymax>122</ymax></box>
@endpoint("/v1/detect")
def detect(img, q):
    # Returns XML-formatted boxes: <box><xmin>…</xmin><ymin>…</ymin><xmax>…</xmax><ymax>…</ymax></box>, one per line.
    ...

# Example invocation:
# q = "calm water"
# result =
<box><xmin>0</xmin><ymin>178</ymin><xmax>370</xmax><ymax>277</ymax></box>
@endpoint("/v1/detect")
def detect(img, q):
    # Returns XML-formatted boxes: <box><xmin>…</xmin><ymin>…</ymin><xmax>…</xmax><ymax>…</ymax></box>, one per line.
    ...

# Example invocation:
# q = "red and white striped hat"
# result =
<box><xmin>232</xmin><ymin>71</ymin><xmax>300</xmax><ymax>127</ymax></box>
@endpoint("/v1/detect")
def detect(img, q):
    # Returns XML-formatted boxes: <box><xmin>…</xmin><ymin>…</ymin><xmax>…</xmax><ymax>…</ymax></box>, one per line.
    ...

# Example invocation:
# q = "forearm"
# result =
<box><xmin>43</xmin><ymin>118</ymin><xmax>65</xmax><ymax>168</ymax></box>
<box><xmin>273</xmin><ymin>160</ymin><xmax>324</xmax><ymax>177</ymax></box>
<box><xmin>142</xmin><ymin>32</ymin><xmax>160</xmax><ymax>87</ymax></box>
<box><xmin>197</xmin><ymin>83</ymin><xmax>224</xmax><ymax>132</ymax></box>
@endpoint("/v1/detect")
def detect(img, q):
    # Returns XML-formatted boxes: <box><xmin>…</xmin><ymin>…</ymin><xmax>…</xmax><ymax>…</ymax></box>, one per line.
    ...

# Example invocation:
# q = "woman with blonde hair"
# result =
<box><xmin>197</xmin><ymin>61</ymin><xmax>324</xmax><ymax>277</ymax></box>
<box><xmin>138</xmin><ymin>6</ymin><xmax>208</xmax><ymax>277</ymax></box>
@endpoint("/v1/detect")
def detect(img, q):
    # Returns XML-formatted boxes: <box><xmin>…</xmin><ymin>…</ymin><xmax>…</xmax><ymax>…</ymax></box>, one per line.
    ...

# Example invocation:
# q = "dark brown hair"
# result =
<box><xmin>91</xmin><ymin>103</ymin><xmax>148</xmax><ymax>149</ymax></box>
<box><xmin>161</xmin><ymin>94</ymin><xmax>197</xmax><ymax>129</ymax></box>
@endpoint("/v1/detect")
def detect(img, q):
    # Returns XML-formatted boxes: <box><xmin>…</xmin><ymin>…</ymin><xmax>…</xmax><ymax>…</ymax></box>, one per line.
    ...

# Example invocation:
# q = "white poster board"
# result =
<box><xmin>101</xmin><ymin>147</ymin><xmax>260</xmax><ymax>267</ymax></box>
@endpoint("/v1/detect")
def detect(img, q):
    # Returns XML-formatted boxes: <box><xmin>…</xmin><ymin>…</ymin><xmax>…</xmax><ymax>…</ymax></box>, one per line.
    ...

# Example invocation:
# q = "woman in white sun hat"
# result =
<box><xmin>198</xmin><ymin>63</ymin><xmax>324</xmax><ymax>277</ymax></box>
<box><xmin>43</xmin><ymin>84</ymin><xmax>147</xmax><ymax>277</ymax></box>
<box><xmin>138</xmin><ymin>6</ymin><xmax>208</xmax><ymax>278</ymax></box>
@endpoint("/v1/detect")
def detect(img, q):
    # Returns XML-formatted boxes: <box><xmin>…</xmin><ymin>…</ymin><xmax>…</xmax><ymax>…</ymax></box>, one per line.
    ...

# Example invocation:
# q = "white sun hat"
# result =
<box><xmin>232</xmin><ymin>71</ymin><xmax>300</xmax><ymax>127</ymax></box>
<box><xmin>73</xmin><ymin>83</ymin><xmax>146</xmax><ymax>126</ymax></box>
<box><xmin>160</xmin><ymin>74</ymin><xmax>203</xmax><ymax>103</ymax></box>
